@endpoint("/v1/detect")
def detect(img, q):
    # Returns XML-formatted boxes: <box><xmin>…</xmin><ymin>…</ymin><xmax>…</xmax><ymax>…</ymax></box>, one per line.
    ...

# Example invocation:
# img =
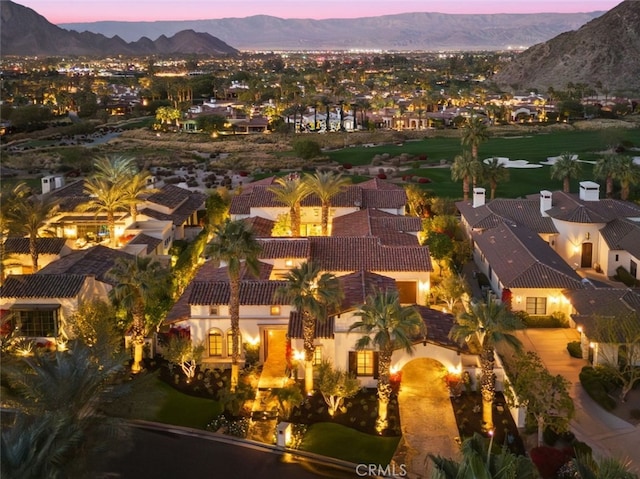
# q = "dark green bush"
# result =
<box><xmin>579</xmin><ymin>367</ymin><xmax>616</xmax><ymax>411</ymax></box>
<box><xmin>293</xmin><ymin>138</ymin><xmax>322</xmax><ymax>159</ymax></box>
<box><xmin>567</xmin><ymin>341</ymin><xmax>582</xmax><ymax>358</ymax></box>
<box><xmin>615</xmin><ymin>266</ymin><xmax>640</xmax><ymax>287</ymax></box>
<box><xmin>519</xmin><ymin>311</ymin><xmax>569</xmax><ymax>328</ymax></box>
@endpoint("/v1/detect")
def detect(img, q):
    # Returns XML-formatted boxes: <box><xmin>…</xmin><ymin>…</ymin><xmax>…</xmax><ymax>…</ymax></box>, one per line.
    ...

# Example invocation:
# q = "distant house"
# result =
<box><xmin>2</xmin><ymin>237</ymin><xmax>72</xmax><ymax>275</ymax></box>
<box><xmin>0</xmin><ymin>274</ymin><xmax>111</xmax><ymax>343</ymax></box>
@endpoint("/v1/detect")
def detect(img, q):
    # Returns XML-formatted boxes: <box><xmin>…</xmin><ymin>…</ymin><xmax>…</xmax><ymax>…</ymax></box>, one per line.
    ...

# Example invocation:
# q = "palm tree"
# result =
<box><xmin>611</xmin><ymin>155</ymin><xmax>640</xmax><ymax>201</ymax></box>
<box><xmin>550</xmin><ymin>152</ymin><xmax>582</xmax><ymax>193</ymax></box>
<box><xmin>349</xmin><ymin>290</ymin><xmax>424</xmax><ymax>430</ymax></box>
<box><xmin>92</xmin><ymin>155</ymin><xmax>154</xmax><ymax>223</ymax></box>
<box><xmin>429</xmin><ymin>433</ymin><xmax>538</xmax><ymax>479</ymax></box>
<box><xmin>449</xmin><ymin>298</ymin><xmax>523</xmax><ymax>431</ymax></box>
<box><xmin>1</xmin><ymin>340</ymin><xmax>127</xmax><ymax>479</ymax></box>
<box><xmin>304</xmin><ymin>170</ymin><xmax>349</xmax><ymax>236</ymax></box>
<box><xmin>206</xmin><ymin>219</ymin><xmax>262</xmax><ymax>390</ymax></box>
<box><xmin>1</xmin><ymin>182</ymin><xmax>30</xmax><ymax>279</ymax></box>
<box><xmin>461</xmin><ymin>116</ymin><xmax>489</xmax><ymax>161</ymax></box>
<box><xmin>451</xmin><ymin>150</ymin><xmax>482</xmax><ymax>200</ymax></box>
<box><xmin>8</xmin><ymin>188</ymin><xmax>60</xmax><ymax>272</ymax></box>
<box><xmin>483</xmin><ymin>157</ymin><xmax>510</xmax><ymax>200</ymax></box>
<box><xmin>77</xmin><ymin>177</ymin><xmax>129</xmax><ymax>248</ymax></box>
<box><xmin>594</xmin><ymin>153</ymin><xmax>621</xmax><ymax>198</ymax></box>
<box><xmin>571</xmin><ymin>453</ymin><xmax>638</xmax><ymax>479</ymax></box>
<box><xmin>277</xmin><ymin>261</ymin><xmax>342</xmax><ymax>394</ymax></box>
<box><xmin>108</xmin><ymin>256</ymin><xmax>167</xmax><ymax>373</ymax></box>
<box><xmin>267</xmin><ymin>175</ymin><xmax>310</xmax><ymax>237</ymax></box>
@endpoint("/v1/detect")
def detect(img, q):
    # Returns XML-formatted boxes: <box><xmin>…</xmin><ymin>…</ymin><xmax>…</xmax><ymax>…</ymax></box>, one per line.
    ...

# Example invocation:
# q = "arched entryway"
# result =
<box><xmin>393</xmin><ymin>358</ymin><xmax>460</xmax><ymax>477</ymax></box>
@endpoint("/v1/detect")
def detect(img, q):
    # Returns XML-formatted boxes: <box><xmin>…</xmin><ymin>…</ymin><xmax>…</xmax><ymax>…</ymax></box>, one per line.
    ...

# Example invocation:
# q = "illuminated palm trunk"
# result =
<box><xmin>229</xmin><ymin>276</ymin><xmax>240</xmax><ymax>391</ymax></box>
<box><xmin>376</xmin><ymin>348</ymin><xmax>393</xmax><ymax>431</ymax></box>
<box><xmin>130</xmin><ymin>302</ymin><xmax>145</xmax><ymax>373</ymax></box>
<box><xmin>480</xmin><ymin>346</ymin><xmax>496</xmax><ymax>431</ymax></box>
<box><xmin>107</xmin><ymin>210</ymin><xmax>116</xmax><ymax>248</ymax></box>
<box><xmin>320</xmin><ymin>201</ymin><xmax>330</xmax><ymax>236</ymax></box>
<box><xmin>303</xmin><ymin>311</ymin><xmax>315</xmax><ymax>394</ymax></box>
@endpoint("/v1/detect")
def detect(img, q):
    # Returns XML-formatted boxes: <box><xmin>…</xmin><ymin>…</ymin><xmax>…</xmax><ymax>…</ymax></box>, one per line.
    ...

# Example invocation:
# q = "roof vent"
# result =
<box><xmin>579</xmin><ymin>181</ymin><xmax>600</xmax><ymax>202</ymax></box>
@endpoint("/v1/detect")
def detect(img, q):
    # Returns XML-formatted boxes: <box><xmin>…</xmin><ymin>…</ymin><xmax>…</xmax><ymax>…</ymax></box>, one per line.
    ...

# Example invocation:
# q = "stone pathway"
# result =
<box><xmin>393</xmin><ymin>358</ymin><xmax>460</xmax><ymax>479</ymax></box>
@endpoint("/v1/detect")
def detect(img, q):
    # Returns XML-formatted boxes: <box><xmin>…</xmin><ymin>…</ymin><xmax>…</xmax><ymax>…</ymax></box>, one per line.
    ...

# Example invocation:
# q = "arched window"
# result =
<box><xmin>226</xmin><ymin>329</ymin><xmax>241</xmax><ymax>358</ymax></box>
<box><xmin>208</xmin><ymin>329</ymin><xmax>223</xmax><ymax>357</ymax></box>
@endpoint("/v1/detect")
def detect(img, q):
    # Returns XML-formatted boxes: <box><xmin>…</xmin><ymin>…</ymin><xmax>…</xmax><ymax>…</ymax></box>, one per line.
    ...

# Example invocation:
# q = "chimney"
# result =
<box><xmin>579</xmin><ymin>181</ymin><xmax>600</xmax><ymax>202</ymax></box>
<box><xmin>473</xmin><ymin>187</ymin><xmax>486</xmax><ymax>208</ymax></box>
<box><xmin>540</xmin><ymin>190</ymin><xmax>552</xmax><ymax>217</ymax></box>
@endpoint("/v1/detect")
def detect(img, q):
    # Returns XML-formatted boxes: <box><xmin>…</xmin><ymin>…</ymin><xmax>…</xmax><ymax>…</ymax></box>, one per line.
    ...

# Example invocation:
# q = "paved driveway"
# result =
<box><xmin>393</xmin><ymin>358</ymin><xmax>460</xmax><ymax>479</ymax></box>
<box><xmin>516</xmin><ymin>329</ymin><xmax>640</xmax><ymax>473</ymax></box>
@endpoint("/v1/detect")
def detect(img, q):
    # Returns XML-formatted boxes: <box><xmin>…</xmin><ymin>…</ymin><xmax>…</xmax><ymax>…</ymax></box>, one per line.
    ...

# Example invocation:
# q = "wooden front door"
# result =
<box><xmin>581</xmin><ymin>242</ymin><xmax>593</xmax><ymax>268</ymax></box>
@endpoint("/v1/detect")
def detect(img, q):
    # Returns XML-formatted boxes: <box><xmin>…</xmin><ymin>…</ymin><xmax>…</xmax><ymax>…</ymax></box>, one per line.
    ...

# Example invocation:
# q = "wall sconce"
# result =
<box><xmin>577</xmin><ymin>325</ymin><xmax>583</xmax><ymax>333</ymax></box>
<box><xmin>515</xmin><ymin>296</ymin><xmax>522</xmax><ymax>304</ymax></box>
<box><xmin>585</xmin><ymin>232</ymin><xmax>590</xmax><ymax>240</ymax></box>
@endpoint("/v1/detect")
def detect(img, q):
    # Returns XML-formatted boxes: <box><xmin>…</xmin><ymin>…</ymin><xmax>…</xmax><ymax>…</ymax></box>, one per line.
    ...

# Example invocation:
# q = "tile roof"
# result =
<box><xmin>127</xmin><ymin>233</ymin><xmax>163</xmax><ymax>254</ymax></box>
<box><xmin>145</xmin><ymin>184</ymin><xmax>192</xmax><ymax>209</ymax></box>
<box><xmin>456</xmin><ymin>198</ymin><xmax>557</xmax><ymax>234</ymax></box>
<box><xmin>472</xmin><ymin>222</ymin><xmax>584</xmax><ymax>289</ymax></box>
<box><xmin>600</xmin><ymin>219</ymin><xmax>640</xmax><ymax>258</ymax></box>
<box><xmin>308</xmin><ymin>237</ymin><xmax>432</xmax><ymax>272</ymax></box>
<box><xmin>3</xmin><ymin>237</ymin><xmax>67</xmax><ymax>255</ymax></box>
<box><xmin>331</xmin><ymin>209</ymin><xmax>421</xmax><ymax>238</ymax></box>
<box><xmin>1</xmin><ymin>274</ymin><xmax>86</xmax><ymax>298</ymax></box>
<box><xmin>229</xmin><ymin>177</ymin><xmax>407</xmax><ymax>214</ymax></box>
<box><xmin>242</xmin><ymin>216</ymin><xmax>275</xmax><ymax>238</ymax></box>
<box><xmin>544</xmin><ymin>191</ymin><xmax>640</xmax><ymax>224</ymax></box>
<box><xmin>258</xmin><ymin>239</ymin><xmax>311</xmax><ymax>259</ymax></box>
<box><xmin>189</xmin><ymin>280</ymin><xmax>289</xmax><ymax>305</ymax></box>
<box><xmin>337</xmin><ymin>271</ymin><xmax>398</xmax><ymax>312</ymax></box>
<box><xmin>36</xmin><ymin>245</ymin><xmax>134</xmax><ymax>285</ymax></box>
<box><xmin>413</xmin><ymin>305</ymin><xmax>465</xmax><ymax>351</ymax></box>
<box><xmin>140</xmin><ymin>191</ymin><xmax>205</xmax><ymax>226</ymax></box>
<box><xmin>47</xmin><ymin>179</ymin><xmax>90</xmax><ymax>212</ymax></box>
<box><xmin>288</xmin><ymin>313</ymin><xmax>335</xmax><ymax>339</ymax></box>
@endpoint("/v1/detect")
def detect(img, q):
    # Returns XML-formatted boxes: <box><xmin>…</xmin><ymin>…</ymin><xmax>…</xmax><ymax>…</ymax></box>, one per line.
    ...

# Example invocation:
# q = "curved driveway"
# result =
<box><xmin>393</xmin><ymin>358</ymin><xmax>460</xmax><ymax>478</ymax></box>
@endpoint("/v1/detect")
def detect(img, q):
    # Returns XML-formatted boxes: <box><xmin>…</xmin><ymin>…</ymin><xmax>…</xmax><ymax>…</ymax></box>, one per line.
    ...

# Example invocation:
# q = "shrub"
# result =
<box><xmin>418</xmin><ymin>177</ymin><xmax>431</xmax><ymax>184</ymax></box>
<box><xmin>579</xmin><ymin>366</ymin><xmax>616</xmax><ymax>411</ymax></box>
<box><xmin>293</xmin><ymin>139</ymin><xmax>322</xmax><ymax>159</ymax></box>
<box><xmin>520</xmin><ymin>312</ymin><xmax>569</xmax><ymax>328</ymax></box>
<box><xmin>377</xmin><ymin>173</ymin><xmax>387</xmax><ymax>179</ymax></box>
<box><xmin>615</xmin><ymin>266</ymin><xmax>640</xmax><ymax>287</ymax></box>
<box><xmin>530</xmin><ymin>446</ymin><xmax>573</xmax><ymax>479</ymax></box>
<box><xmin>567</xmin><ymin>341</ymin><xmax>582</xmax><ymax>358</ymax></box>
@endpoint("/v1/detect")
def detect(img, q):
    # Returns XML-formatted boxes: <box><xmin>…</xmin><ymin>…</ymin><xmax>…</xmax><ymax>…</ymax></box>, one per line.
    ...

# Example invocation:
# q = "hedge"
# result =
<box><xmin>567</xmin><ymin>341</ymin><xmax>582</xmax><ymax>358</ymax></box>
<box><xmin>579</xmin><ymin>366</ymin><xmax>616</xmax><ymax>411</ymax></box>
<box><xmin>615</xmin><ymin>266</ymin><xmax>640</xmax><ymax>287</ymax></box>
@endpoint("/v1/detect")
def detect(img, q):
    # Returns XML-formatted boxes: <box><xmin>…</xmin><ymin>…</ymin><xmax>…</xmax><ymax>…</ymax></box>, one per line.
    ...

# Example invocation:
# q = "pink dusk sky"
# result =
<box><xmin>16</xmin><ymin>0</ymin><xmax>622</xmax><ymax>23</ymax></box>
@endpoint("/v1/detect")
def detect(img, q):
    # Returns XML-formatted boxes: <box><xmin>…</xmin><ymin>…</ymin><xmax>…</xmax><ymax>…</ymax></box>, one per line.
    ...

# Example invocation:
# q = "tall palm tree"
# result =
<box><xmin>108</xmin><ymin>256</ymin><xmax>167</xmax><ymax>373</ymax></box>
<box><xmin>1</xmin><ymin>341</ymin><xmax>127</xmax><ymax>479</ymax></box>
<box><xmin>206</xmin><ymin>219</ymin><xmax>262</xmax><ymax>390</ymax></box>
<box><xmin>449</xmin><ymin>298</ymin><xmax>523</xmax><ymax>431</ymax></box>
<box><xmin>349</xmin><ymin>290</ymin><xmax>424</xmax><ymax>430</ymax></box>
<box><xmin>461</xmin><ymin>116</ymin><xmax>489</xmax><ymax>161</ymax></box>
<box><xmin>550</xmin><ymin>152</ymin><xmax>582</xmax><ymax>193</ymax></box>
<box><xmin>277</xmin><ymin>261</ymin><xmax>342</xmax><ymax>394</ymax></box>
<box><xmin>572</xmin><ymin>453</ymin><xmax>638</xmax><ymax>479</ymax></box>
<box><xmin>1</xmin><ymin>182</ymin><xmax>30</xmax><ymax>279</ymax></box>
<box><xmin>92</xmin><ymin>155</ymin><xmax>154</xmax><ymax>224</ymax></box>
<box><xmin>483</xmin><ymin>158</ymin><xmax>510</xmax><ymax>200</ymax></box>
<box><xmin>9</xmin><ymin>189</ymin><xmax>60</xmax><ymax>272</ymax></box>
<box><xmin>451</xmin><ymin>150</ymin><xmax>482</xmax><ymax>200</ymax></box>
<box><xmin>267</xmin><ymin>175</ymin><xmax>310</xmax><ymax>237</ymax></box>
<box><xmin>77</xmin><ymin>177</ymin><xmax>129</xmax><ymax>248</ymax></box>
<box><xmin>594</xmin><ymin>153</ymin><xmax>621</xmax><ymax>198</ymax></box>
<box><xmin>429</xmin><ymin>433</ymin><xmax>538</xmax><ymax>479</ymax></box>
<box><xmin>611</xmin><ymin>155</ymin><xmax>640</xmax><ymax>201</ymax></box>
<box><xmin>304</xmin><ymin>170</ymin><xmax>349</xmax><ymax>236</ymax></box>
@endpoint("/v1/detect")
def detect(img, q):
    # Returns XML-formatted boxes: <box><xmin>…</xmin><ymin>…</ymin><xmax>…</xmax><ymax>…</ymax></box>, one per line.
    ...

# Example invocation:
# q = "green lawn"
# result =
<box><xmin>299</xmin><ymin>422</ymin><xmax>401</xmax><ymax>465</ymax></box>
<box><xmin>106</xmin><ymin>372</ymin><xmax>222</xmax><ymax>430</ymax></box>
<box><xmin>326</xmin><ymin>128</ymin><xmax>640</xmax><ymax>199</ymax></box>
<box><xmin>327</xmin><ymin>129</ymin><xmax>640</xmax><ymax>167</ymax></box>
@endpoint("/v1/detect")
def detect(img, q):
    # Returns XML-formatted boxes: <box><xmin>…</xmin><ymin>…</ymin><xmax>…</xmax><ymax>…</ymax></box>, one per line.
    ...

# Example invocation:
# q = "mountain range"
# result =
<box><xmin>56</xmin><ymin>11</ymin><xmax>608</xmax><ymax>52</ymax></box>
<box><xmin>1</xmin><ymin>0</ymin><xmax>606</xmax><ymax>53</ymax></box>
<box><xmin>0</xmin><ymin>1</ymin><xmax>238</xmax><ymax>56</ymax></box>
<box><xmin>493</xmin><ymin>0</ymin><xmax>640</xmax><ymax>94</ymax></box>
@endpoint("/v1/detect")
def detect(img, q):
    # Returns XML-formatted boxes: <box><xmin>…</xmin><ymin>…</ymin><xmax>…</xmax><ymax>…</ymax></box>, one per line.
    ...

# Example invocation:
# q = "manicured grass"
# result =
<box><xmin>328</xmin><ymin>128</ymin><xmax>640</xmax><ymax>167</ymax></box>
<box><xmin>106</xmin><ymin>372</ymin><xmax>222</xmax><ymax>430</ymax></box>
<box><xmin>299</xmin><ymin>422</ymin><xmax>401</xmax><ymax>465</ymax></box>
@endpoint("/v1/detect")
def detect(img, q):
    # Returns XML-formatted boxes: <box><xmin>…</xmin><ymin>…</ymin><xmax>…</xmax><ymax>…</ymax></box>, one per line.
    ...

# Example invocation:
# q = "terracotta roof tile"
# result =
<box><xmin>189</xmin><ymin>280</ymin><xmax>289</xmax><ymax>305</ymax></box>
<box><xmin>36</xmin><ymin>245</ymin><xmax>134</xmax><ymax>285</ymax></box>
<box><xmin>3</xmin><ymin>237</ymin><xmax>67</xmax><ymax>255</ymax></box>
<box><xmin>146</xmin><ymin>184</ymin><xmax>192</xmax><ymax>209</ymax></box>
<box><xmin>288</xmin><ymin>313</ymin><xmax>334</xmax><ymax>339</ymax></box>
<box><xmin>337</xmin><ymin>271</ymin><xmax>397</xmax><ymax>312</ymax></box>
<box><xmin>127</xmin><ymin>233</ymin><xmax>163</xmax><ymax>253</ymax></box>
<box><xmin>242</xmin><ymin>216</ymin><xmax>275</xmax><ymax>238</ymax></box>
<box><xmin>413</xmin><ymin>305</ymin><xmax>465</xmax><ymax>351</ymax></box>
<box><xmin>600</xmin><ymin>219</ymin><xmax>640</xmax><ymax>258</ymax></box>
<box><xmin>1</xmin><ymin>274</ymin><xmax>86</xmax><ymax>298</ymax></box>
<box><xmin>140</xmin><ymin>191</ymin><xmax>205</xmax><ymax>226</ymax></box>
<box><xmin>258</xmin><ymin>239</ymin><xmax>311</xmax><ymax>259</ymax></box>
